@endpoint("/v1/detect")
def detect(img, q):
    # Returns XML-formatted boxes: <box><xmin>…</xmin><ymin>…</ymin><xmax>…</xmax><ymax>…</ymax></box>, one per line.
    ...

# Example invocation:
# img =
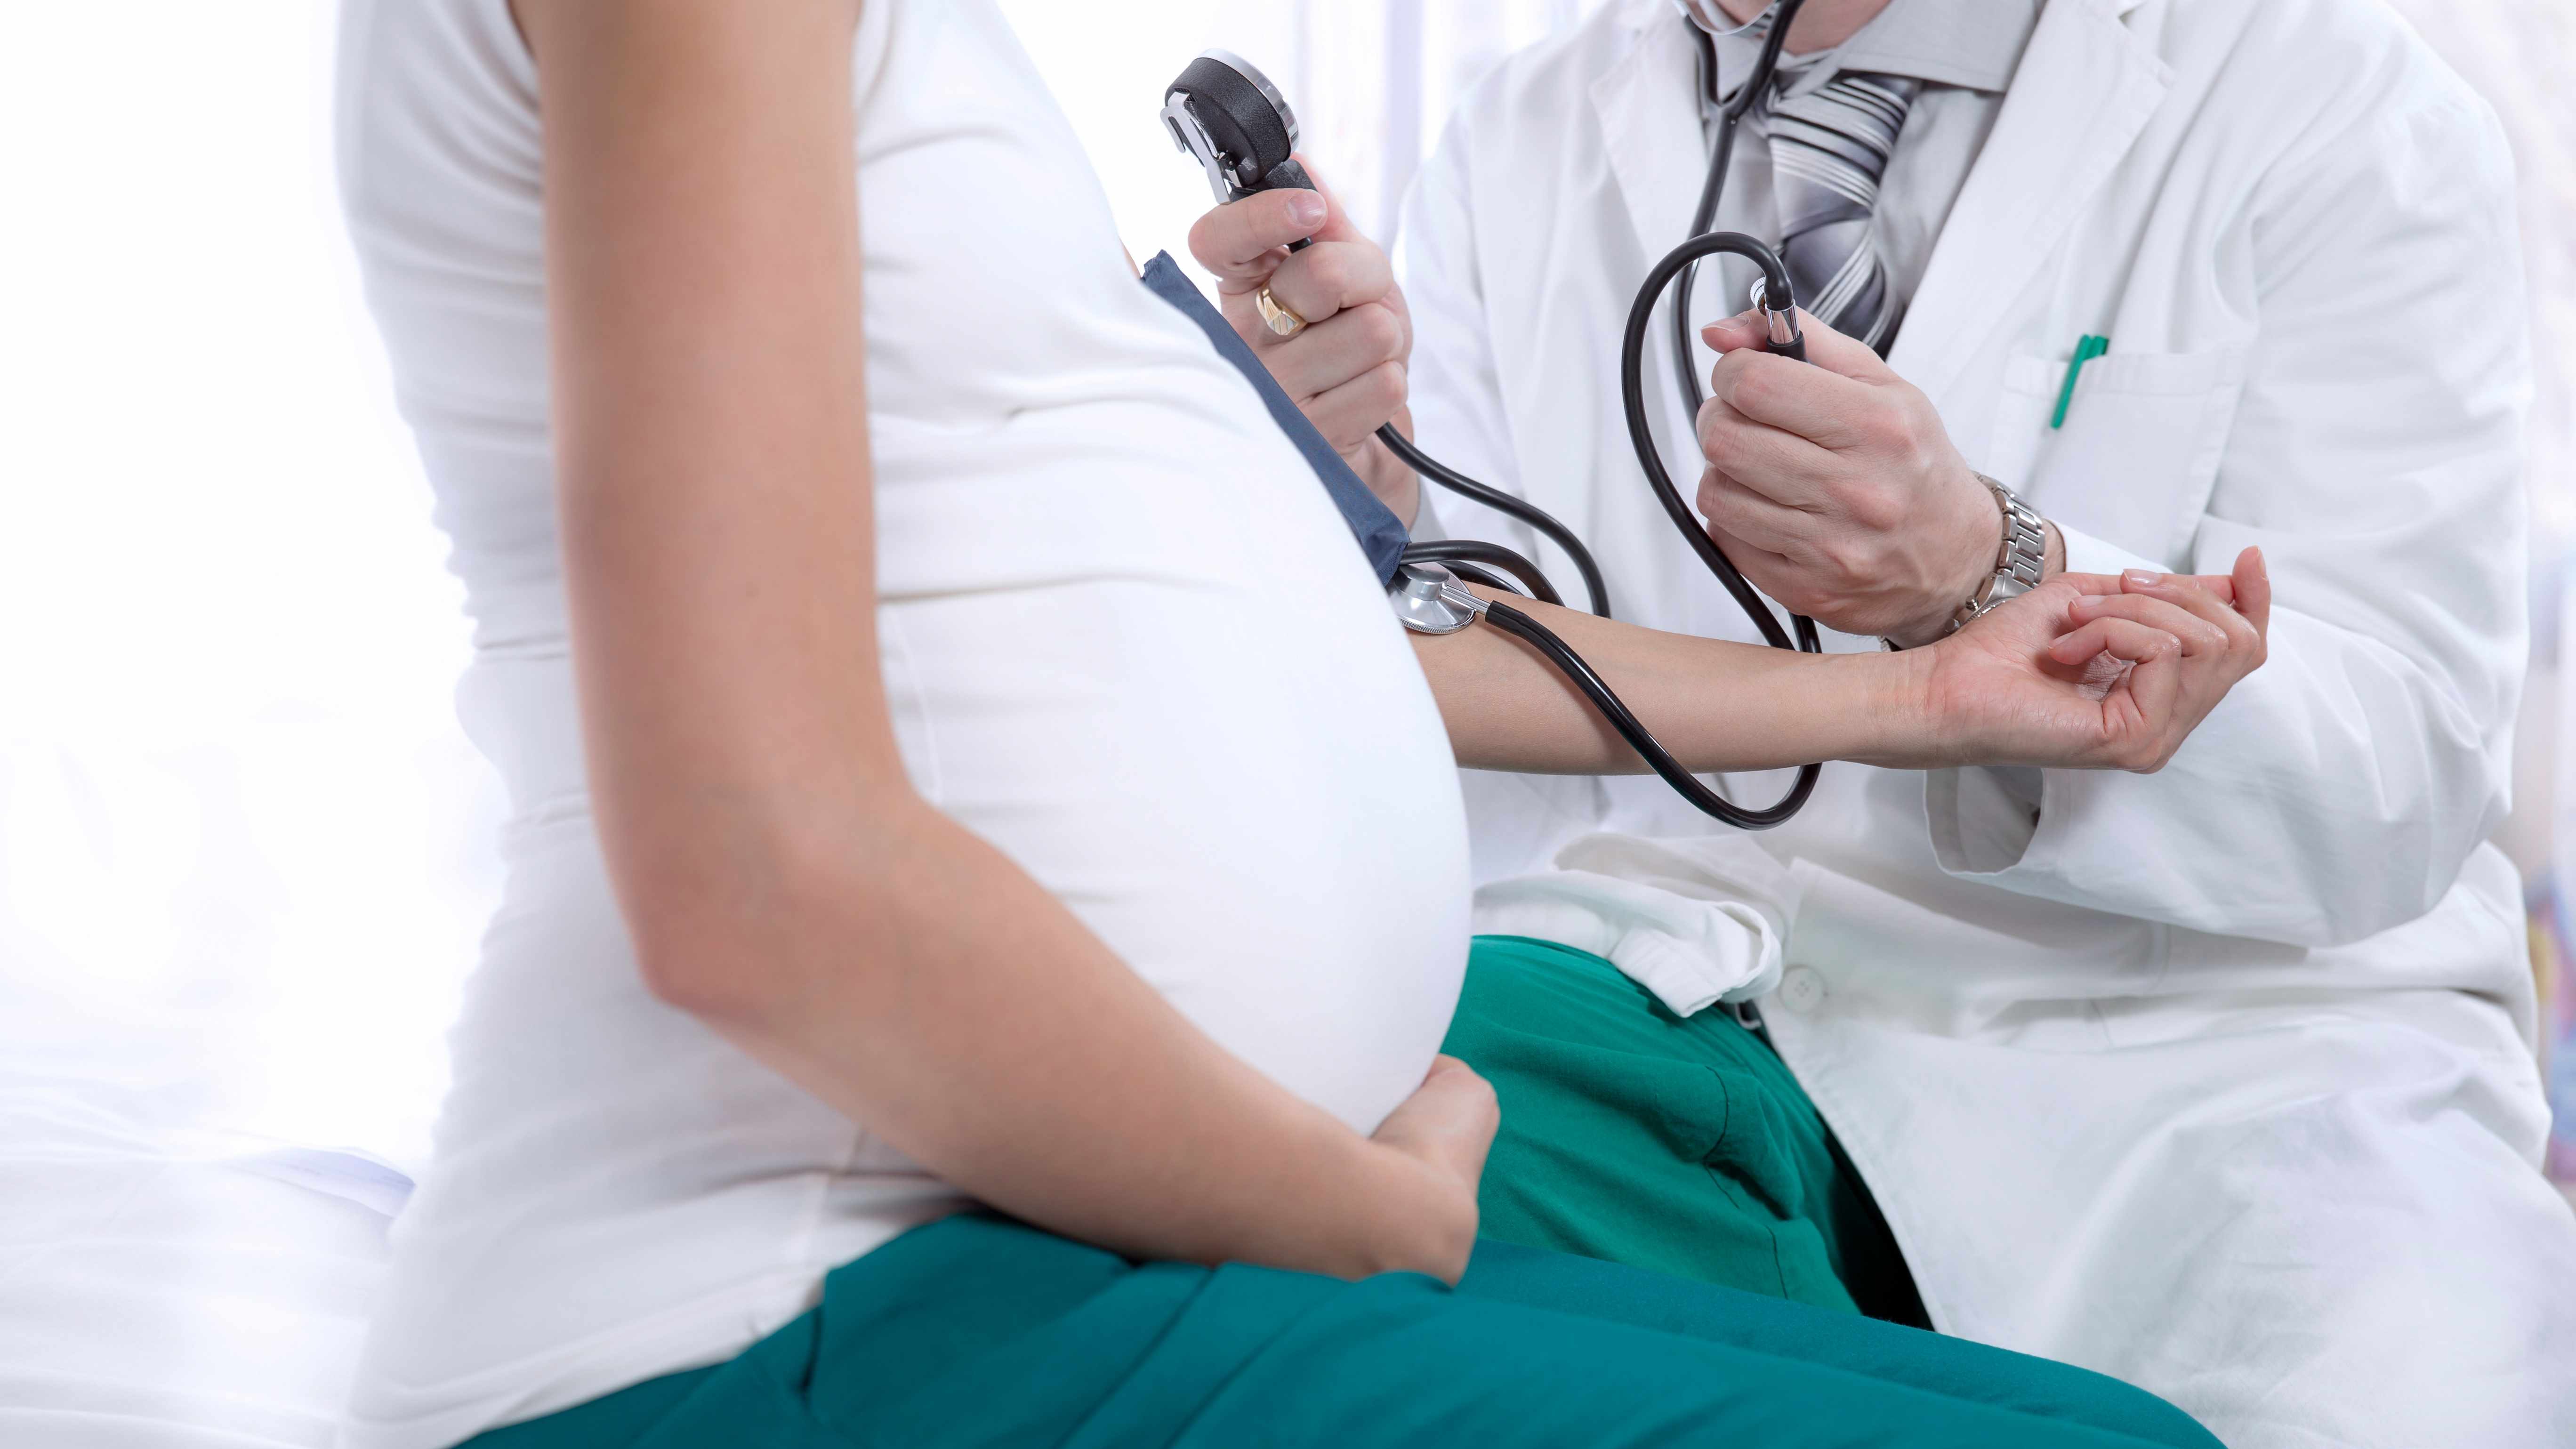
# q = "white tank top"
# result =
<box><xmin>332</xmin><ymin>3</ymin><xmax>1471</xmax><ymax>1444</ymax></box>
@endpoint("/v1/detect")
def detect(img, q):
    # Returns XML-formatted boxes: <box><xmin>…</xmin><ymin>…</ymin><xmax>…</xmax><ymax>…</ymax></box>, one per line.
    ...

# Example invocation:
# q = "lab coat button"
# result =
<box><xmin>1779</xmin><ymin>967</ymin><xmax>1825</xmax><ymax>1014</ymax></box>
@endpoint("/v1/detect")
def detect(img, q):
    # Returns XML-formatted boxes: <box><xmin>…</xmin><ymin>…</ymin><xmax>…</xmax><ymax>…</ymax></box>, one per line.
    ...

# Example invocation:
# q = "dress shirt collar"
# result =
<box><xmin>1678</xmin><ymin>0</ymin><xmax>2041</xmax><ymax>97</ymax></box>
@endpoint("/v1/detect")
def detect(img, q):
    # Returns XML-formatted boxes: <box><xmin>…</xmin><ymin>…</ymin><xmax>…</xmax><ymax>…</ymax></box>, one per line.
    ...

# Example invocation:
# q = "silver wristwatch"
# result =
<box><xmin>1885</xmin><ymin>474</ymin><xmax>2048</xmax><ymax>648</ymax></box>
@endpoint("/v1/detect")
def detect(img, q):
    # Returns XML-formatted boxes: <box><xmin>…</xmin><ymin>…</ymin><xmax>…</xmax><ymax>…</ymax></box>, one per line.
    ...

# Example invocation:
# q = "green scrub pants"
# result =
<box><xmin>469</xmin><ymin>938</ymin><xmax>2219</xmax><ymax>1448</ymax></box>
<box><xmin>469</xmin><ymin>1214</ymin><xmax>2213</xmax><ymax>1449</ymax></box>
<box><xmin>1442</xmin><ymin>934</ymin><xmax>1926</xmax><ymax>1324</ymax></box>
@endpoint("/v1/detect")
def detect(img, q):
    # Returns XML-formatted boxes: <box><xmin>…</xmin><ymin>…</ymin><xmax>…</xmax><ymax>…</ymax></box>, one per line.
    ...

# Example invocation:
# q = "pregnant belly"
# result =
<box><xmin>877</xmin><ymin>574</ymin><xmax>1471</xmax><ymax>1135</ymax></box>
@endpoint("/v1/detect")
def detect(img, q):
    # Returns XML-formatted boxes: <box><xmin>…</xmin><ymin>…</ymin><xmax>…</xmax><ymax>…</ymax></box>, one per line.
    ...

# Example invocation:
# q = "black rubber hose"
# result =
<box><xmin>1402</xmin><ymin>539</ymin><xmax>1561</xmax><ymax>607</ymax></box>
<box><xmin>1438</xmin><ymin>559</ymin><xmax>1525</xmax><ymax>597</ymax></box>
<box><xmin>1482</xmin><ymin>600</ymin><xmax>1818</xmax><ymax>830</ymax></box>
<box><xmin>1621</xmin><ymin>229</ymin><xmax>1824</xmax><ymax>821</ymax></box>
<box><xmin>1623</xmin><ymin>231</ymin><xmax>1814</xmax><ymax>655</ymax></box>
<box><xmin>1192</xmin><ymin>51</ymin><xmax>1610</xmax><ymax>621</ymax></box>
<box><xmin>1377</xmin><ymin>426</ymin><xmax>1609</xmax><ymax>619</ymax></box>
<box><xmin>1669</xmin><ymin>0</ymin><xmax>1806</xmax><ymax>418</ymax></box>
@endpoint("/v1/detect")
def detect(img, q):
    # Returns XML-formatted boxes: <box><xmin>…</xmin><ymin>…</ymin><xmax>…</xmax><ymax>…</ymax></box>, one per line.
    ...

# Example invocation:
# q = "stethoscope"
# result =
<box><xmin>1163</xmin><ymin>0</ymin><xmax>1823</xmax><ymax>830</ymax></box>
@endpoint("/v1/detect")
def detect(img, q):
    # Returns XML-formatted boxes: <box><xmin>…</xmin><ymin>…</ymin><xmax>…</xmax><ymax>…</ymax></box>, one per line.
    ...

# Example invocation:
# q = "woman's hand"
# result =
<box><xmin>1899</xmin><ymin>547</ymin><xmax>2271</xmax><ymax>772</ymax></box>
<box><xmin>522</xmin><ymin>0</ymin><xmax>1494</xmax><ymax>1297</ymax></box>
<box><xmin>1359</xmin><ymin>1055</ymin><xmax>1499</xmax><ymax>1284</ymax></box>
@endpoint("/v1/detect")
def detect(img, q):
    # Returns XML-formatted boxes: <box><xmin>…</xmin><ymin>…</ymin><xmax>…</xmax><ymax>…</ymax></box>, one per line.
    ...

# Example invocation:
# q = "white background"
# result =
<box><xmin>1</xmin><ymin>0</ymin><xmax>2568</xmax><ymax>1176</ymax></box>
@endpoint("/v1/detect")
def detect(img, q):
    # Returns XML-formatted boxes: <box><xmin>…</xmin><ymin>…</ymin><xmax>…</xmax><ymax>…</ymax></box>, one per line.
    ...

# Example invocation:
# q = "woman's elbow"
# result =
<box><xmin>607</xmin><ymin>809</ymin><xmax>901</xmax><ymax>1026</ymax></box>
<box><xmin>630</xmin><ymin>913</ymin><xmax>776</xmax><ymax>1024</ymax></box>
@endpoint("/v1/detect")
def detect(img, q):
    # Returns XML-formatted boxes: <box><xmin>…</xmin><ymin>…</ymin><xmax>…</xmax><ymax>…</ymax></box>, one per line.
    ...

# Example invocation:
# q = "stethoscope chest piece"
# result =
<box><xmin>1391</xmin><ymin>563</ymin><xmax>1490</xmax><ymax>636</ymax></box>
<box><xmin>1155</xmin><ymin>16</ymin><xmax>1824</xmax><ymax>830</ymax></box>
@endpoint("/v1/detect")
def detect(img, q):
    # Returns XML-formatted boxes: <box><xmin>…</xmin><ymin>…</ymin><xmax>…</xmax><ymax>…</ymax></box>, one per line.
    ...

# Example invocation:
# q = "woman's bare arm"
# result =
<box><xmin>1417</xmin><ymin>555</ymin><xmax>2269</xmax><ymax>780</ymax></box>
<box><xmin>1412</xmin><ymin>598</ymin><xmax>1915</xmax><ymax>774</ymax></box>
<box><xmin>520</xmin><ymin>0</ymin><xmax>1487</xmax><ymax>1283</ymax></box>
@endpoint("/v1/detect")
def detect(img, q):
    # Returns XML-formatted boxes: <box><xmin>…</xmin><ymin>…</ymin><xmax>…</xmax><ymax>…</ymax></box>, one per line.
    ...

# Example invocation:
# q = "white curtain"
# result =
<box><xmin>1205</xmin><ymin>0</ymin><xmax>1614</xmax><ymax>244</ymax></box>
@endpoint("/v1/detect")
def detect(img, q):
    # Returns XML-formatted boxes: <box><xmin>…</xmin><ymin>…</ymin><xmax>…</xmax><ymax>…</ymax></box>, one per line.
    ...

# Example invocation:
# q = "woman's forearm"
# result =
<box><xmin>525</xmin><ymin>0</ymin><xmax>1472</xmax><ymax>1288</ymax></box>
<box><xmin>1412</xmin><ymin>590</ymin><xmax>1929</xmax><ymax>774</ymax></box>
<box><xmin>641</xmin><ymin>792</ymin><xmax>1470</xmax><ymax>1282</ymax></box>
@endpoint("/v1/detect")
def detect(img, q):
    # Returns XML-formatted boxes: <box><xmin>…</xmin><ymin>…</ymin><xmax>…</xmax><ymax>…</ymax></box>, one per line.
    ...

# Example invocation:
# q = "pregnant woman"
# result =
<box><xmin>333</xmin><ymin>1</ymin><xmax>2262</xmax><ymax>1445</ymax></box>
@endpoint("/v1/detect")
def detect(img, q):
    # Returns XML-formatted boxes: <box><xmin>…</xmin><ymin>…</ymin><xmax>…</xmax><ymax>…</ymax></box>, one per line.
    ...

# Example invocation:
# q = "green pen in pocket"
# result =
<box><xmin>2051</xmin><ymin>334</ymin><xmax>2110</xmax><ymax>428</ymax></box>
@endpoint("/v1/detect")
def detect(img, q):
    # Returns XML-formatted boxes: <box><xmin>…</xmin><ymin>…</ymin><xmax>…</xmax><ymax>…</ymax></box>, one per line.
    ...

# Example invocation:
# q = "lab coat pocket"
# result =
<box><xmin>1985</xmin><ymin>347</ymin><xmax>2248</xmax><ymax>567</ymax></box>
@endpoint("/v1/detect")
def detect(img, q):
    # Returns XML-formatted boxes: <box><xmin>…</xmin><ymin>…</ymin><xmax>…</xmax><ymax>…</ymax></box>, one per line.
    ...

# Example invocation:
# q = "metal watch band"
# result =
<box><xmin>1880</xmin><ymin>474</ymin><xmax>2049</xmax><ymax>650</ymax></box>
<box><xmin>1951</xmin><ymin>474</ymin><xmax>2048</xmax><ymax>631</ymax></box>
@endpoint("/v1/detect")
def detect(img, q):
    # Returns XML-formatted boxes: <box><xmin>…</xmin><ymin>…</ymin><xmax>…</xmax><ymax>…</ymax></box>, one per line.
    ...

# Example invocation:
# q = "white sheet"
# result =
<box><xmin>0</xmin><ymin>1077</ymin><xmax>406</xmax><ymax>1448</ymax></box>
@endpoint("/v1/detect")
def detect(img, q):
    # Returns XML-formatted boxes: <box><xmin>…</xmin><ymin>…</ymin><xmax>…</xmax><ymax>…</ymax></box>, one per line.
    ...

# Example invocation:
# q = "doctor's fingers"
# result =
<box><xmin>1255</xmin><ymin>241</ymin><xmax>1401</xmax><ymax>337</ymax></box>
<box><xmin>1300</xmin><ymin>360</ymin><xmax>1409</xmax><ymax>454</ymax></box>
<box><xmin>1262</xmin><ymin>302</ymin><xmax>1410</xmax><ymax>405</ymax></box>
<box><xmin>1701</xmin><ymin>307</ymin><xmax>1894</xmax><ymax>384</ymax></box>
<box><xmin>1191</xmin><ymin>157</ymin><xmax>1372</xmax><ymax>284</ymax></box>
<box><xmin>1696</xmin><ymin>469</ymin><xmax>1827</xmax><ymax>558</ymax></box>
<box><xmin>1190</xmin><ymin>189</ymin><xmax>1328</xmax><ymax>287</ymax></box>
<box><xmin>1700</xmin><ymin>518</ymin><xmax>1805</xmax><ymax>592</ymax></box>
<box><xmin>1694</xmin><ymin>397</ymin><xmax>1838</xmax><ymax>503</ymax></box>
<box><xmin>1706</xmin><ymin>346</ymin><xmax>1885</xmax><ymax>450</ymax></box>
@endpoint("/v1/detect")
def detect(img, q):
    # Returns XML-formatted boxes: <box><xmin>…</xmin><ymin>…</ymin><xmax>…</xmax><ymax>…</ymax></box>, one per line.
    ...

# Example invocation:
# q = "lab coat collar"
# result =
<box><xmin>1595</xmin><ymin>0</ymin><xmax>2165</xmax><ymax>395</ymax></box>
<box><xmin>1639</xmin><ymin>0</ymin><xmax>2149</xmax><ymax>42</ymax></box>
<box><xmin>1884</xmin><ymin>0</ymin><xmax>2167</xmax><ymax>403</ymax></box>
<box><xmin>1594</xmin><ymin>8</ymin><xmax>1710</xmax><ymax>259</ymax></box>
<box><xmin>1710</xmin><ymin>0</ymin><xmax>2043</xmax><ymax>100</ymax></box>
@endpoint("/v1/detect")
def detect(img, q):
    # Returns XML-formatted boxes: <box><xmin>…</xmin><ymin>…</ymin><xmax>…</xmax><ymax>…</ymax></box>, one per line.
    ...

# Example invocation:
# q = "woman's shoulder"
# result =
<box><xmin>335</xmin><ymin>0</ymin><xmax>542</xmax><ymax>228</ymax></box>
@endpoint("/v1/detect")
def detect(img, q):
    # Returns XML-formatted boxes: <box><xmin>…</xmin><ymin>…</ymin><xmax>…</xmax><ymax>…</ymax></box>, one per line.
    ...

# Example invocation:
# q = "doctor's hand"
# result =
<box><xmin>1187</xmin><ymin>163</ymin><xmax>1421</xmax><ymax>523</ymax></box>
<box><xmin>1899</xmin><ymin>548</ymin><xmax>2271</xmax><ymax>773</ymax></box>
<box><xmin>1697</xmin><ymin>309</ymin><xmax>2054</xmax><ymax>647</ymax></box>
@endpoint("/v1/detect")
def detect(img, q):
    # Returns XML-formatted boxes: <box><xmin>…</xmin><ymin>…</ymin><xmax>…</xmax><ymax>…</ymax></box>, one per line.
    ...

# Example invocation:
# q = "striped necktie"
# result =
<box><xmin>1763</xmin><ymin>70</ymin><xmax>1922</xmax><ymax>354</ymax></box>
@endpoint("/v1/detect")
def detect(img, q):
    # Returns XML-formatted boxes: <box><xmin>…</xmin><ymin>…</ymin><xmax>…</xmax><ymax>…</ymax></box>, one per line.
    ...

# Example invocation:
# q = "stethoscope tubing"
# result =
<box><xmin>1391</xmin><ymin>0</ymin><xmax>1824</xmax><ymax>829</ymax></box>
<box><xmin>1178</xmin><ymin>4</ymin><xmax>1827</xmax><ymax>829</ymax></box>
<box><xmin>1669</xmin><ymin>0</ymin><xmax>1806</xmax><ymax>418</ymax></box>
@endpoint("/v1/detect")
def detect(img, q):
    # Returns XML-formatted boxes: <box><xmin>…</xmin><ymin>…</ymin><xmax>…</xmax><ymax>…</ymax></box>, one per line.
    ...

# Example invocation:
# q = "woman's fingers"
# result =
<box><xmin>2045</xmin><ymin>615</ymin><xmax>2186</xmax><ymax>769</ymax></box>
<box><xmin>1372</xmin><ymin>1055</ymin><xmax>1500</xmax><ymax>1186</ymax></box>
<box><xmin>2116</xmin><ymin>570</ymin><xmax>2258</xmax><ymax>658</ymax></box>
<box><xmin>2114</xmin><ymin>547</ymin><xmax>2272</xmax><ymax>635</ymax></box>
<box><xmin>2047</xmin><ymin>555</ymin><xmax>2271</xmax><ymax>772</ymax></box>
<box><xmin>2231</xmin><ymin>547</ymin><xmax>2272</xmax><ymax>636</ymax></box>
<box><xmin>2065</xmin><ymin>591</ymin><xmax>2233</xmax><ymax>658</ymax></box>
<box><xmin>2046</xmin><ymin>614</ymin><xmax>2182</xmax><ymax>669</ymax></box>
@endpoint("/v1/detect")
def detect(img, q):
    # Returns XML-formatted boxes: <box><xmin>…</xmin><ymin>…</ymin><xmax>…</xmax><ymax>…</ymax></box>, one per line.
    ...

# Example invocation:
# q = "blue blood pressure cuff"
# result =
<box><xmin>1138</xmin><ymin>251</ymin><xmax>1409</xmax><ymax>585</ymax></box>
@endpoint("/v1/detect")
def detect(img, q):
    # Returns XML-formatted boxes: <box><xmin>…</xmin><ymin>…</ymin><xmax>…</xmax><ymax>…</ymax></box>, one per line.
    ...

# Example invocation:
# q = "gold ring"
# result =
<box><xmin>1256</xmin><ymin>285</ymin><xmax>1307</xmax><ymax>338</ymax></box>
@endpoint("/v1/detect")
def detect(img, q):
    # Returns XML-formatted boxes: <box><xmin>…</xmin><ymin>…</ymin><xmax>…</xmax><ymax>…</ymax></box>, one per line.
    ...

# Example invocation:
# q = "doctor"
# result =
<box><xmin>1190</xmin><ymin>0</ymin><xmax>2576</xmax><ymax>1445</ymax></box>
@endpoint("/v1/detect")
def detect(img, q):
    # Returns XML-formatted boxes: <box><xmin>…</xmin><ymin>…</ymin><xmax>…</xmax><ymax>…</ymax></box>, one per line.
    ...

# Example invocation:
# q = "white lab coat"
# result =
<box><xmin>1396</xmin><ymin>0</ymin><xmax>2576</xmax><ymax>1443</ymax></box>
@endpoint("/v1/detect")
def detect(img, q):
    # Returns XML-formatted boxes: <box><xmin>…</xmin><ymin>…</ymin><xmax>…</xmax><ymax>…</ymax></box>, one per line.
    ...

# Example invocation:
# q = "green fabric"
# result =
<box><xmin>467</xmin><ymin>1214</ymin><xmax>2218</xmax><ymax>1449</ymax></box>
<box><xmin>1441</xmin><ymin>934</ymin><xmax>1926</xmax><ymax>1325</ymax></box>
